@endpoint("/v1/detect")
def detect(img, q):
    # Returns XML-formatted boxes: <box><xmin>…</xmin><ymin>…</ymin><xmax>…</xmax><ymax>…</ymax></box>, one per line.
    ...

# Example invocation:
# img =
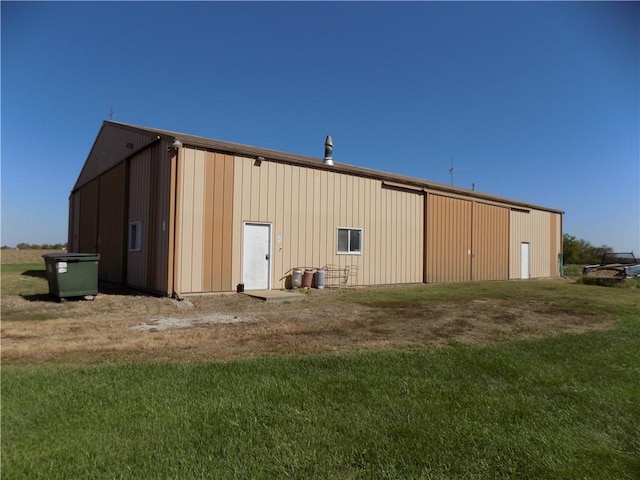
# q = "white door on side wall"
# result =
<box><xmin>243</xmin><ymin>223</ymin><xmax>271</xmax><ymax>290</ymax></box>
<box><xmin>521</xmin><ymin>242</ymin><xmax>530</xmax><ymax>279</ymax></box>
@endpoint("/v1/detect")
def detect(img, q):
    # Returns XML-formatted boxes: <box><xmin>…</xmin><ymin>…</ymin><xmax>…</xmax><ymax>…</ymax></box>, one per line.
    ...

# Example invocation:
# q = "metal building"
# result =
<box><xmin>69</xmin><ymin>121</ymin><xmax>563</xmax><ymax>296</ymax></box>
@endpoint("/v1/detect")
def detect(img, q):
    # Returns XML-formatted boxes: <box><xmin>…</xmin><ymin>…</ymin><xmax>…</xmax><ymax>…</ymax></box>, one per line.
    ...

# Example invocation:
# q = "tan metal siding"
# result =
<box><xmin>176</xmin><ymin>148</ymin><xmax>234</xmax><ymax>293</ymax></box>
<box><xmin>549</xmin><ymin>212</ymin><xmax>561</xmax><ymax>277</ymax></box>
<box><xmin>232</xmin><ymin>156</ymin><xmax>423</xmax><ymax>289</ymax></box>
<box><xmin>472</xmin><ymin>203</ymin><xmax>509</xmax><ymax>280</ymax></box>
<box><xmin>426</xmin><ymin>194</ymin><xmax>472</xmax><ymax>282</ymax></box>
<box><xmin>97</xmin><ymin>164</ymin><xmax>126</xmax><ymax>283</ymax></box>
<box><xmin>202</xmin><ymin>152</ymin><xmax>234</xmax><ymax>292</ymax></box>
<box><xmin>177</xmin><ymin>148</ymin><xmax>203</xmax><ymax>292</ymax></box>
<box><xmin>202</xmin><ymin>155</ymin><xmax>215</xmax><ymax>292</ymax></box>
<box><xmin>509</xmin><ymin>209</ymin><xmax>552</xmax><ymax>279</ymax></box>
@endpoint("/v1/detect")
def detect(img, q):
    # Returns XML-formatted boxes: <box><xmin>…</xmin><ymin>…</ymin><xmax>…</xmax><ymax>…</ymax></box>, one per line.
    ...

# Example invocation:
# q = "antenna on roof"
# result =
<box><xmin>448</xmin><ymin>157</ymin><xmax>455</xmax><ymax>185</ymax></box>
<box><xmin>448</xmin><ymin>157</ymin><xmax>468</xmax><ymax>186</ymax></box>
<box><xmin>108</xmin><ymin>107</ymin><xmax>116</xmax><ymax>121</ymax></box>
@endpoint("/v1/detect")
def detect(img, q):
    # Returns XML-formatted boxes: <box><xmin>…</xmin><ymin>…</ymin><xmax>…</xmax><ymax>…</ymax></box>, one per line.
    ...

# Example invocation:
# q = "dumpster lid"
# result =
<box><xmin>42</xmin><ymin>253</ymin><xmax>100</xmax><ymax>260</ymax></box>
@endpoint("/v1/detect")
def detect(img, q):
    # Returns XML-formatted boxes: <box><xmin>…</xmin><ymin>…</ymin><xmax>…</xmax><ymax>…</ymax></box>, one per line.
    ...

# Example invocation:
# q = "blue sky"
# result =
<box><xmin>2</xmin><ymin>1</ymin><xmax>639</xmax><ymax>252</ymax></box>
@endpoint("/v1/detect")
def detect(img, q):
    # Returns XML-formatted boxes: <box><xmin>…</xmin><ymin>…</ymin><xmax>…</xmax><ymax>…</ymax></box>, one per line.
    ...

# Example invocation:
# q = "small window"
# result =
<box><xmin>337</xmin><ymin>227</ymin><xmax>362</xmax><ymax>255</ymax></box>
<box><xmin>129</xmin><ymin>221</ymin><xmax>142</xmax><ymax>252</ymax></box>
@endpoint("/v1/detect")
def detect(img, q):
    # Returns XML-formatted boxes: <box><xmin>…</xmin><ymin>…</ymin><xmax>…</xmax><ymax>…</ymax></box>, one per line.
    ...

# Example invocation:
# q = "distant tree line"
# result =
<box><xmin>1</xmin><ymin>243</ymin><xmax>67</xmax><ymax>250</ymax></box>
<box><xmin>563</xmin><ymin>234</ymin><xmax>613</xmax><ymax>265</ymax></box>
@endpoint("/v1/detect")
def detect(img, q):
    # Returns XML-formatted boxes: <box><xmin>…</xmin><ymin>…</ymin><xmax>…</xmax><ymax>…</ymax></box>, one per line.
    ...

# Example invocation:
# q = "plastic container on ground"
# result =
<box><xmin>302</xmin><ymin>268</ymin><xmax>314</xmax><ymax>288</ymax></box>
<box><xmin>292</xmin><ymin>269</ymin><xmax>303</xmax><ymax>288</ymax></box>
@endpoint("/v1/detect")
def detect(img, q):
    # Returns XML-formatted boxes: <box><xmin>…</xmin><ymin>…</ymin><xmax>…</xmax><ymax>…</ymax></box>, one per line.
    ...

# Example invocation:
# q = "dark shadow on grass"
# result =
<box><xmin>19</xmin><ymin>281</ymin><xmax>161</xmax><ymax>303</ymax></box>
<box><xmin>21</xmin><ymin>270</ymin><xmax>47</xmax><ymax>279</ymax></box>
<box><xmin>20</xmin><ymin>293</ymin><xmax>57</xmax><ymax>302</ymax></box>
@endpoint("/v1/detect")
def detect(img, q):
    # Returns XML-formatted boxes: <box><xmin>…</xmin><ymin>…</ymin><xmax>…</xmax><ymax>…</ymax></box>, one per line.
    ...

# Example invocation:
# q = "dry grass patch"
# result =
<box><xmin>1</xmin><ymin>248</ymin><xmax>624</xmax><ymax>365</ymax></box>
<box><xmin>2</xmin><ymin>286</ymin><xmax>615</xmax><ymax>364</ymax></box>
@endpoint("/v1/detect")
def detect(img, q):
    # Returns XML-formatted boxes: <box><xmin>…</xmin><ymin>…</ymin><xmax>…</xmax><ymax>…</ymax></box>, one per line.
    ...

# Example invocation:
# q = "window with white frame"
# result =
<box><xmin>129</xmin><ymin>221</ymin><xmax>142</xmax><ymax>252</ymax></box>
<box><xmin>337</xmin><ymin>227</ymin><xmax>362</xmax><ymax>254</ymax></box>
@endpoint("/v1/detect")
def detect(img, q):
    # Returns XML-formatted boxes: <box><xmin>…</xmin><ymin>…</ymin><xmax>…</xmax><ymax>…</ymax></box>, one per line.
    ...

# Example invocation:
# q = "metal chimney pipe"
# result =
<box><xmin>323</xmin><ymin>135</ymin><xmax>334</xmax><ymax>166</ymax></box>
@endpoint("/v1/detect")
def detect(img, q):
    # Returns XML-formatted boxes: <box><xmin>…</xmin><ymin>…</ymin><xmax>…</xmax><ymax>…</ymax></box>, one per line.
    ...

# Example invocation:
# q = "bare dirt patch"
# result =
<box><xmin>1</xmin><ymin>287</ymin><xmax>614</xmax><ymax>365</ymax></box>
<box><xmin>1</xmin><ymin>249</ymin><xmax>615</xmax><ymax>364</ymax></box>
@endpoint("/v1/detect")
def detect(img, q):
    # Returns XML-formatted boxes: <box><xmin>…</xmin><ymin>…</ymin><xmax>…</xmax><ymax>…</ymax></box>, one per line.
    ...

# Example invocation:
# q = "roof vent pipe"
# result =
<box><xmin>323</xmin><ymin>135</ymin><xmax>334</xmax><ymax>166</ymax></box>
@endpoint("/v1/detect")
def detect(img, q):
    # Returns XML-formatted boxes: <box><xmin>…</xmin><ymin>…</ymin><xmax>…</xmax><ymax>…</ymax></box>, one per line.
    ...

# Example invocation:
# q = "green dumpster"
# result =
<box><xmin>42</xmin><ymin>253</ymin><xmax>99</xmax><ymax>301</ymax></box>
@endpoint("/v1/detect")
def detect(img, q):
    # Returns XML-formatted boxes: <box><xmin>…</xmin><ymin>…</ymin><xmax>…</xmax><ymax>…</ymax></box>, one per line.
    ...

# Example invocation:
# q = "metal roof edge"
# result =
<box><xmin>71</xmin><ymin>120</ymin><xmax>112</xmax><ymax>194</ymax></box>
<box><xmin>86</xmin><ymin>121</ymin><xmax>563</xmax><ymax>215</ymax></box>
<box><xmin>71</xmin><ymin>121</ymin><xmax>167</xmax><ymax>194</ymax></box>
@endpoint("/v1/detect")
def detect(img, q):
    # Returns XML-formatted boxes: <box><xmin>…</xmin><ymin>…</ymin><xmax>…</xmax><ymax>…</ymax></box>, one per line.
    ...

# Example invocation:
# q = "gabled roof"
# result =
<box><xmin>74</xmin><ymin>120</ymin><xmax>563</xmax><ymax>214</ymax></box>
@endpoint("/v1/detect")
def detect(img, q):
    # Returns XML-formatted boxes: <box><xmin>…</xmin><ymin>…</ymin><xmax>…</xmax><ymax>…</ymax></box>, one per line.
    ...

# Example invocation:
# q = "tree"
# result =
<box><xmin>563</xmin><ymin>234</ymin><xmax>613</xmax><ymax>265</ymax></box>
<box><xmin>13</xmin><ymin>242</ymin><xmax>67</xmax><ymax>250</ymax></box>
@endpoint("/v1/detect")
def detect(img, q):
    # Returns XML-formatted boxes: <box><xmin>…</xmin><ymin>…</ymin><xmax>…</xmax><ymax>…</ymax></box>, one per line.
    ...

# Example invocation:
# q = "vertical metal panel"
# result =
<box><xmin>220</xmin><ymin>154</ymin><xmax>235</xmax><ymax>287</ymax></box>
<box><xmin>177</xmin><ymin>149</ymin><xmax>235</xmax><ymax>294</ymax></box>
<box><xmin>125</xmin><ymin>142</ymin><xmax>171</xmax><ymax>292</ymax></box>
<box><xmin>202</xmin><ymin>153</ymin><xmax>216</xmax><ymax>292</ymax></box>
<box><xmin>68</xmin><ymin>193</ymin><xmax>81</xmax><ymax>252</ymax></box>
<box><xmin>178</xmin><ymin>148</ymin><xmax>194</xmax><ymax>292</ymax></box>
<box><xmin>231</xmin><ymin>156</ymin><xmax>424</xmax><ymax>289</ymax></box>
<box><xmin>145</xmin><ymin>142</ymin><xmax>172</xmax><ymax>294</ymax></box>
<box><xmin>200</xmin><ymin>152</ymin><xmax>234</xmax><ymax>292</ymax></box>
<box><xmin>509</xmin><ymin>209</ymin><xmax>552</xmax><ymax>279</ymax></box>
<box><xmin>176</xmin><ymin>148</ymin><xmax>205</xmax><ymax>293</ymax></box>
<box><xmin>127</xmin><ymin>149</ymin><xmax>151</xmax><ymax>288</ymax></box>
<box><xmin>532</xmin><ymin>210</ymin><xmax>551</xmax><ymax>278</ymax></box>
<box><xmin>78</xmin><ymin>179</ymin><xmax>99</xmax><ymax>253</ymax></box>
<box><xmin>192</xmin><ymin>150</ymin><xmax>206</xmax><ymax>291</ymax></box>
<box><xmin>548</xmin><ymin>212</ymin><xmax>561</xmax><ymax>277</ymax></box>
<box><xmin>152</xmin><ymin>142</ymin><xmax>172</xmax><ymax>293</ymax></box>
<box><xmin>98</xmin><ymin>163</ymin><xmax>126</xmax><ymax>283</ymax></box>
<box><xmin>426</xmin><ymin>194</ymin><xmax>472</xmax><ymax>282</ymax></box>
<box><xmin>472</xmin><ymin>202</ymin><xmax>509</xmax><ymax>280</ymax></box>
<box><xmin>210</xmin><ymin>153</ymin><xmax>224</xmax><ymax>291</ymax></box>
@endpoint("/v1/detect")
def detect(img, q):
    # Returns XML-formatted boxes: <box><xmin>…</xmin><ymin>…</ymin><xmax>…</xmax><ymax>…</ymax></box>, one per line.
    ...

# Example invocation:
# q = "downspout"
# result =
<box><xmin>422</xmin><ymin>188</ymin><xmax>428</xmax><ymax>284</ymax></box>
<box><xmin>470</xmin><ymin>200</ymin><xmax>475</xmax><ymax>281</ymax></box>
<box><xmin>169</xmin><ymin>139</ymin><xmax>183</xmax><ymax>299</ymax></box>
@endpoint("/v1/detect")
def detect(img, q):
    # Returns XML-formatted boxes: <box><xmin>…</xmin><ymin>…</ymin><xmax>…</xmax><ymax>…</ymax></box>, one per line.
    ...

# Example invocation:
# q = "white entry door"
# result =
<box><xmin>243</xmin><ymin>223</ymin><xmax>271</xmax><ymax>290</ymax></box>
<box><xmin>521</xmin><ymin>243</ymin><xmax>530</xmax><ymax>279</ymax></box>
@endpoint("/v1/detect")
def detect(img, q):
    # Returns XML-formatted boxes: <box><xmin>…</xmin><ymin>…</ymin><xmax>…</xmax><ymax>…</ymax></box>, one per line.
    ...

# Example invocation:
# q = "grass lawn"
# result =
<box><xmin>0</xmin><ymin>263</ymin><xmax>49</xmax><ymax>298</ymax></box>
<box><xmin>3</xmin><ymin>319</ymin><xmax>639</xmax><ymax>478</ymax></box>
<box><xmin>2</xmin><ymin>256</ymin><xmax>639</xmax><ymax>478</ymax></box>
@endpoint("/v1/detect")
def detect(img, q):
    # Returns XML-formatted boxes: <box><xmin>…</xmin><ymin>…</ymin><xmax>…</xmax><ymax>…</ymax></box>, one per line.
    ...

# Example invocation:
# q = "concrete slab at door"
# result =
<box><xmin>243</xmin><ymin>223</ymin><xmax>271</xmax><ymax>290</ymax></box>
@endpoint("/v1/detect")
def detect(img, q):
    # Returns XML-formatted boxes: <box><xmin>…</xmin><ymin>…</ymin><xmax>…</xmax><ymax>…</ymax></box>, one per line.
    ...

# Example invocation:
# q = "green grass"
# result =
<box><xmin>3</xmin><ymin>271</ymin><xmax>639</xmax><ymax>478</ymax></box>
<box><xmin>562</xmin><ymin>264</ymin><xmax>584</xmax><ymax>278</ymax></box>
<box><xmin>3</xmin><ymin>316</ymin><xmax>640</xmax><ymax>479</ymax></box>
<box><xmin>341</xmin><ymin>280</ymin><xmax>640</xmax><ymax>317</ymax></box>
<box><xmin>0</xmin><ymin>262</ymin><xmax>48</xmax><ymax>297</ymax></box>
